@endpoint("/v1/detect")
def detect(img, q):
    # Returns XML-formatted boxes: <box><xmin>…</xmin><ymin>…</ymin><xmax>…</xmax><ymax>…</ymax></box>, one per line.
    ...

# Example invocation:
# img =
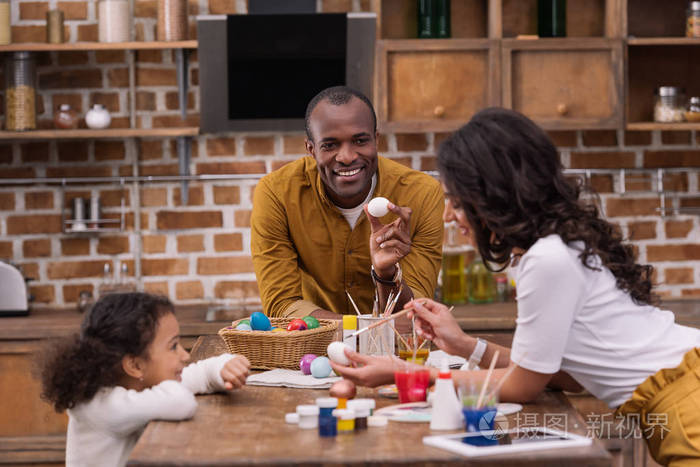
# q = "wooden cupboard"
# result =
<box><xmin>373</xmin><ymin>0</ymin><xmax>700</xmax><ymax>132</ymax></box>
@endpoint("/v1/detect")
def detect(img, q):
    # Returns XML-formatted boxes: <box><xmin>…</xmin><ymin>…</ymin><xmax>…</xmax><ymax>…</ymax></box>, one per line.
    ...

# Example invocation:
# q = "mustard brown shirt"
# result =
<box><xmin>251</xmin><ymin>155</ymin><xmax>444</xmax><ymax>318</ymax></box>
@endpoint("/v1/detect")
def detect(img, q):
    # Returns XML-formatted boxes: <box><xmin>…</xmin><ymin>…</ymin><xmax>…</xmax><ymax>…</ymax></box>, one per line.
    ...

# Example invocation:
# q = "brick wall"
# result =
<box><xmin>1</xmin><ymin>0</ymin><xmax>699</xmax><ymax>308</ymax></box>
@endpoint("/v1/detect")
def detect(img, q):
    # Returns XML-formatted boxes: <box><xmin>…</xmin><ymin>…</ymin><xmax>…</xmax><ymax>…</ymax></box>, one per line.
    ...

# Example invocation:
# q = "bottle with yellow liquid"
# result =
<box><xmin>467</xmin><ymin>257</ymin><xmax>495</xmax><ymax>304</ymax></box>
<box><xmin>441</xmin><ymin>223</ymin><xmax>467</xmax><ymax>305</ymax></box>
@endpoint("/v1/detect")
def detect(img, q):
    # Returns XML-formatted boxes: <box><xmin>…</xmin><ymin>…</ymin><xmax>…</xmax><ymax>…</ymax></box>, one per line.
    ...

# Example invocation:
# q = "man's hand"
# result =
<box><xmin>221</xmin><ymin>354</ymin><xmax>251</xmax><ymax>390</ymax></box>
<box><xmin>310</xmin><ymin>308</ymin><xmax>342</xmax><ymax>320</ymax></box>
<box><xmin>365</xmin><ymin>203</ymin><xmax>412</xmax><ymax>278</ymax></box>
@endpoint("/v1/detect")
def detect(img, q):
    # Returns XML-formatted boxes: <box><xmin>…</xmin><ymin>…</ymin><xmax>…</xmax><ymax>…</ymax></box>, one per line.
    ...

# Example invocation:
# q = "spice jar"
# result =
<box><xmin>54</xmin><ymin>104</ymin><xmax>79</xmax><ymax>129</ymax></box>
<box><xmin>98</xmin><ymin>0</ymin><xmax>130</xmax><ymax>42</ymax></box>
<box><xmin>686</xmin><ymin>97</ymin><xmax>700</xmax><ymax>122</ymax></box>
<box><xmin>654</xmin><ymin>86</ymin><xmax>685</xmax><ymax>123</ymax></box>
<box><xmin>157</xmin><ymin>0</ymin><xmax>188</xmax><ymax>41</ymax></box>
<box><xmin>4</xmin><ymin>52</ymin><xmax>37</xmax><ymax>131</ymax></box>
<box><xmin>0</xmin><ymin>0</ymin><xmax>10</xmax><ymax>45</ymax></box>
<box><xmin>46</xmin><ymin>9</ymin><xmax>65</xmax><ymax>44</ymax></box>
<box><xmin>688</xmin><ymin>1</ymin><xmax>700</xmax><ymax>37</ymax></box>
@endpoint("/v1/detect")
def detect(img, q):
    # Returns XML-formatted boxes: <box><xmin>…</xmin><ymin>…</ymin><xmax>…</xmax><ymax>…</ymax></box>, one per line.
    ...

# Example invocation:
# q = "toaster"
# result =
<box><xmin>0</xmin><ymin>261</ymin><xmax>29</xmax><ymax>316</ymax></box>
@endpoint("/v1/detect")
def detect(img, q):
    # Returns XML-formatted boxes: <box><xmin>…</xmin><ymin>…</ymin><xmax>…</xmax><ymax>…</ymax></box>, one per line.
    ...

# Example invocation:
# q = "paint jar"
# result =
<box><xmin>98</xmin><ymin>0</ymin><xmax>130</xmax><ymax>42</ymax></box>
<box><xmin>296</xmin><ymin>405</ymin><xmax>319</xmax><ymax>429</ymax></box>
<box><xmin>333</xmin><ymin>409</ymin><xmax>356</xmax><ymax>433</ymax></box>
<box><xmin>316</xmin><ymin>397</ymin><xmax>338</xmax><ymax>437</ymax></box>
<box><xmin>0</xmin><ymin>0</ymin><xmax>10</xmax><ymax>45</ymax></box>
<box><xmin>358</xmin><ymin>314</ymin><xmax>395</xmax><ymax>356</ymax></box>
<box><xmin>318</xmin><ymin>414</ymin><xmax>337</xmax><ymax>437</ymax></box>
<box><xmin>346</xmin><ymin>400</ymin><xmax>370</xmax><ymax>430</ymax></box>
<box><xmin>315</xmin><ymin>397</ymin><xmax>338</xmax><ymax>418</ymax></box>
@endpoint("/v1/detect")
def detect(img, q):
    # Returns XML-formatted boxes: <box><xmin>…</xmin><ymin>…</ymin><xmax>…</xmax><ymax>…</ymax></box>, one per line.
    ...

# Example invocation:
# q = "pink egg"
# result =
<box><xmin>300</xmin><ymin>354</ymin><xmax>317</xmax><ymax>375</ymax></box>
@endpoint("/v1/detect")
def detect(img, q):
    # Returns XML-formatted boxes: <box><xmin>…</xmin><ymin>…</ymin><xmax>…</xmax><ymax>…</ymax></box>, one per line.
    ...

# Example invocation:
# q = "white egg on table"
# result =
<box><xmin>327</xmin><ymin>341</ymin><xmax>351</xmax><ymax>365</ymax></box>
<box><xmin>367</xmin><ymin>197</ymin><xmax>390</xmax><ymax>217</ymax></box>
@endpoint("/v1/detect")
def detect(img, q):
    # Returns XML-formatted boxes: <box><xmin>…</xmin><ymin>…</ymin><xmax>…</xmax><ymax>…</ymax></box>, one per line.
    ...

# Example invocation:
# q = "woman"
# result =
<box><xmin>331</xmin><ymin>108</ymin><xmax>700</xmax><ymax>466</ymax></box>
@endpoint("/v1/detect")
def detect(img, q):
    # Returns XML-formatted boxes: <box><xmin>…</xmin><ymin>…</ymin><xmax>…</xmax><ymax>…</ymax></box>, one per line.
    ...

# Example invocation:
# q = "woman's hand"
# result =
<box><xmin>329</xmin><ymin>348</ymin><xmax>402</xmax><ymax>387</ymax></box>
<box><xmin>407</xmin><ymin>299</ymin><xmax>472</xmax><ymax>358</ymax></box>
<box><xmin>221</xmin><ymin>354</ymin><xmax>251</xmax><ymax>390</ymax></box>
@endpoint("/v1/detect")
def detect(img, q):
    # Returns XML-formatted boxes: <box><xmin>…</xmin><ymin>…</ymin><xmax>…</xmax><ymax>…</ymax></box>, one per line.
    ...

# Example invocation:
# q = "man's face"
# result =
<box><xmin>306</xmin><ymin>97</ymin><xmax>378</xmax><ymax>209</ymax></box>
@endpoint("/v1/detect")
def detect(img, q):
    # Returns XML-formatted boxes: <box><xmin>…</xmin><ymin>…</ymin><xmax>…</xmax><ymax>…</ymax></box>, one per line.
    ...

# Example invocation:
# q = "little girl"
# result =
<box><xmin>41</xmin><ymin>292</ymin><xmax>250</xmax><ymax>467</ymax></box>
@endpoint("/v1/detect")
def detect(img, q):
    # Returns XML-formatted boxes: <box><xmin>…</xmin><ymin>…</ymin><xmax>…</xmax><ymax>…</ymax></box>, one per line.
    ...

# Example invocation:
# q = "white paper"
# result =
<box><xmin>245</xmin><ymin>369</ymin><xmax>341</xmax><ymax>389</ymax></box>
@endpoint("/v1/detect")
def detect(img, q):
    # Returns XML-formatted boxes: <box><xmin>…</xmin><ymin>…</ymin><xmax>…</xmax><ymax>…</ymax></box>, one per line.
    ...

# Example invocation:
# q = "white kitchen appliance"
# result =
<box><xmin>0</xmin><ymin>261</ymin><xmax>29</xmax><ymax>316</ymax></box>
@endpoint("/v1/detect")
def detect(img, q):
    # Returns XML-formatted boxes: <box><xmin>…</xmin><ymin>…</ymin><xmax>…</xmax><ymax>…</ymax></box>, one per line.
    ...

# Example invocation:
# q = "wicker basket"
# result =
<box><xmin>218</xmin><ymin>318</ymin><xmax>339</xmax><ymax>370</ymax></box>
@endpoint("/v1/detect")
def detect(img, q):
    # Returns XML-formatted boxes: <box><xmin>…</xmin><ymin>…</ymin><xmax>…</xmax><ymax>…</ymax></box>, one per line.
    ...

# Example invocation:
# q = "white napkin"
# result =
<box><xmin>245</xmin><ymin>369</ymin><xmax>341</xmax><ymax>389</ymax></box>
<box><xmin>425</xmin><ymin>350</ymin><xmax>470</xmax><ymax>369</ymax></box>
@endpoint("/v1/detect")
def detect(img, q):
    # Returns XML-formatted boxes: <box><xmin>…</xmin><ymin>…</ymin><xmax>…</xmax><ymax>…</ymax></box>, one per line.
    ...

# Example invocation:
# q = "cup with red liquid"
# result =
<box><xmin>394</xmin><ymin>368</ymin><xmax>431</xmax><ymax>403</ymax></box>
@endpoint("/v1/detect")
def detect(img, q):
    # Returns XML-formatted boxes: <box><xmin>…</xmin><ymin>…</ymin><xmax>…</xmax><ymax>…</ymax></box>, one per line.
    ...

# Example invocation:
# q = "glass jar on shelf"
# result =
<box><xmin>0</xmin><ymin>0</ymin><xmax>11</xmax><ymax>45</ymax></box>
<box><xmin>688</xmin><ymin>1</ymin><xmax>700</xmax><ymax>38</ymax></box>
<box><xmin>467</xmin><ymin>257</ymin><xmax>495</xmax><ymax>304</ymax></box>
<box><xmin>4</xmin><ymin>52</ymin><xmax>37</xmax><ymax>131</ymax></box>
<box><xmin>686</xmin><ymin>96</ymin><xmax>700</xmax><ymax>122</ymax></box>
<box><xmin>98</xmin><ymin>0</ymin><xmax>130</xmax><ymax>42</ymax></box>
<box><xmin>654</xmin><ymin>86</ymin><xmax>685</xmax><ymax>123</ymax></box>
<box><xmin>157</xmin><ymin>0</ymin><xmax>188</xmax><ymax>41</ymax></box>
<box><xmin>441</xmin><ymin>223</ymin><xmax>468</xmax><ymax>305</ymax></box>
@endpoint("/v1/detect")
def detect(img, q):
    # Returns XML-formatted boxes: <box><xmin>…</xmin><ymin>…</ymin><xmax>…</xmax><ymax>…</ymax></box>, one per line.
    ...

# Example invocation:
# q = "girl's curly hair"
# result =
<box><xmin>40</xmin><ymin>292</ymin><xmax>173</xmax><ymax>412</ymax></box>
<box><xmin>437</xmin><ymin>107</ymin><xmax>656</xmax><ymax>306</ymax></box>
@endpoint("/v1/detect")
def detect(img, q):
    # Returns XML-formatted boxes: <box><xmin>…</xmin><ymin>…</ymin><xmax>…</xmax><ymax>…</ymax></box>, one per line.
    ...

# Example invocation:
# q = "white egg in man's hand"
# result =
<box><xmin>364</xmin><ymin>197</ymin><xmax>413</xmax><ymax>281</ymax></box>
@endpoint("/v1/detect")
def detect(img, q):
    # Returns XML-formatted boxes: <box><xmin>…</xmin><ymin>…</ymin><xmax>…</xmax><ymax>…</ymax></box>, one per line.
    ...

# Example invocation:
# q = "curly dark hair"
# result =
<box><xmin>40</xmin><ymin>292</ymin><xmax>174</xmax><ymax>412</ymax></box>
<box><xmin>437</xmin><ymin>107</ymin><xmax>656</xmax><ymax>306</ymax></box>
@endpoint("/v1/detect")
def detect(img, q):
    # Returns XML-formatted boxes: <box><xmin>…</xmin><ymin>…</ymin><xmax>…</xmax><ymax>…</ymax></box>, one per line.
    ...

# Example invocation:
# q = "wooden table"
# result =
<box><xmin>128</xmin><ymin>335</ymin><xmax>611</xmax><ymax>466</ymax></box>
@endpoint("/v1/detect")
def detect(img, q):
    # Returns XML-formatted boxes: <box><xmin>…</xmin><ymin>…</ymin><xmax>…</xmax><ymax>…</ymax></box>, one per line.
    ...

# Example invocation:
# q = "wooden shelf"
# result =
<box><xmin>627</xmin><ymin>122</ymin><xmax>700</xmax><ymax>130</ymax></box>
<box><xmin>0</xmin><ymin>128</ymin><xmax>199</xmax><ymax>139</ymax></box>
<box><xmin>0</xmin><ymin>41</ymin><xmax>198</xmax><ymax>52</ymax></box>
<box><xmin>627</xmin><ymin>37</ymin><xmax>700</xmax><ymax>46</ymax></box>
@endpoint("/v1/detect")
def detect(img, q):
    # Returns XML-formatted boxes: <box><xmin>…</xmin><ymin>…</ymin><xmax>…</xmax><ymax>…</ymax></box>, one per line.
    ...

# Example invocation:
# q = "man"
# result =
<box><xmin>251</xmin><ymin>86</ymin><xmax>443</xmax><ymax>320</ymax></box>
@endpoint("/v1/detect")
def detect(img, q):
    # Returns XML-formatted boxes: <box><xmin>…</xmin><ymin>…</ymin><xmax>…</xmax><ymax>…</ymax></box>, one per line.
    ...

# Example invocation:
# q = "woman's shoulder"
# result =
<box><xmin>519</xmin><ymin>235</ymin><xmax>586</xmax><ymax>274</ymax></box>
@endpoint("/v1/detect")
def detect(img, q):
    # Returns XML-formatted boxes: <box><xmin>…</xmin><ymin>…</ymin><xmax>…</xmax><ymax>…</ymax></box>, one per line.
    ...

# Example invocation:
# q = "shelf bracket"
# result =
<box><xmin>175</xmin><ymin>48</ymin><xmax>191</xmax><ymax>205</ymax></box>
<box><xmin>175</xmin><ymin>48</ymin><xmax>189</xmax><ymax>121</ymax></box>
<box><xmin>178</xmin><ymin>137</ymin><xmax>191</xmax><ymax>205</ymax></box>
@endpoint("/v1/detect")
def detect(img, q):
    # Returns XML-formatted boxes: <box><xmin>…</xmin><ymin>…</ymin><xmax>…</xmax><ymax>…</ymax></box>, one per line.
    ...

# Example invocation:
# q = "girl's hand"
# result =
<box><xmin>221</xmin><ymin>354</ymin><xmax>250</xmax><ymax>390</ymax></box>
<box><xmin>329</xmin><ymin>348</ymin><xmax>402</xmax><ymax>387</ymax></box>
<box><xmin>406</xmin><ymin>299</ymin><xmax>471</xmax><ymax>358</ymax></box>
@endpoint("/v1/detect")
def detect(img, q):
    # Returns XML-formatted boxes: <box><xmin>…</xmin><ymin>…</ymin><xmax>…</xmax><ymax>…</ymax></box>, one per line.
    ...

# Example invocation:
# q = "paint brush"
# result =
<box><xmin>483</xmin><ymin>353</ymin><xmax>528</xmax><ymax>405</ymax></box>
<box><xmin>345</xmin><ymin>290</ymin><xmax>362</xmax><ymax>316</ymax></box>
<box><xmin>476</xmin><ymin>350</ymin><xmax>500</xmax><ymax>409</ymax></box>
<box><xmin>347</xmin><ymin>307</ymin><xmax>412</xmax><ymax>339</ymax></box>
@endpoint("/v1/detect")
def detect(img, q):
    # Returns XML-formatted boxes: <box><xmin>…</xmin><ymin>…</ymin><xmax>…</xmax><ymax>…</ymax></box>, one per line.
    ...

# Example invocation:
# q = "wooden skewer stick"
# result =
<box><xmin>345</xmin><ymin>290</ymin><xmax>362</xmax><ymax>316</ymax></box>
<box><xmin>348</xmin><ymin>307</ymin><xmax>412</xmax><ymax>339</ymax></box>
<box><xmin>390</xmin><ymin>323</ymin><xmax>410</xmax><ymax>350</ymax></box>
<box><xmin>415</xmin><ymin>336</ymin><xmax>430</xmax><ymax>353</ymax></box>
<box><xmin>476</xmin><ymin>350</ymin><xmax>500</xmax><ymax>409</ymax></box>
<box><xmin>383</xmin><ymin>283</ymin><xmax>403</xmax><ymax>317</ymax></box>
<box><xmin>483</xmin><ymin>353</ymin><xmax>528</xmax><ymax>405</ymax></box>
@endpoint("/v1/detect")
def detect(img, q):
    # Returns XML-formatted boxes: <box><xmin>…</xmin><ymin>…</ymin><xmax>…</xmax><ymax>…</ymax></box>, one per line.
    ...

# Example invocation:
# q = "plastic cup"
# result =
<box><xmin>462</xmin><ymin>406</ymin><xmax>498</xmax><ymax>432</ymax></box>
<box><xmin>397</xmin><ymin>333</ymin><xmax>429</xmax><ymax>364</ymax></box>
<box><xmin>394</xmin><ymin>368</ymin><xmax>430</xmax><ymax>403</ymax></box>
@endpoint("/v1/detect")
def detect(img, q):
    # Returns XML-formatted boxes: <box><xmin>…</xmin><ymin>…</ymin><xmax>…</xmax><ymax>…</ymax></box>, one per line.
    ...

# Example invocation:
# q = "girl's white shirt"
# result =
<box><xmin>65</xmin><ymin>353</ymin><xmax>234</xmax><ymax>467</ymax></box>
<box><xmin>510</xmin><ymin>234</ymin><xmax>700</xmax><ymax>408</ymax></box>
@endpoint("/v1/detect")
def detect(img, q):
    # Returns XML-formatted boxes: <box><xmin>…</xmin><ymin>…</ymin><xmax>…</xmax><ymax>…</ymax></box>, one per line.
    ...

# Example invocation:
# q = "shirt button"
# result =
<box><xmin>348</xmin><ymin>249</ymin><xmax>353</xmax><ymax>255</ymax></box>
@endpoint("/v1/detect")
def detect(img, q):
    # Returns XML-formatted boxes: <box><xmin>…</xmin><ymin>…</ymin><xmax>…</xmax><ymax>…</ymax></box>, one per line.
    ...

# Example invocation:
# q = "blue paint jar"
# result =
<box><xmin>316</xmin><ymin>397</ymin><xmax>338</xmax><ymax>418</ymax></box>
<box><xmin>318</xmin><ymin>415</ymin><xmax>337</xmax><ymax>437</ymax></box>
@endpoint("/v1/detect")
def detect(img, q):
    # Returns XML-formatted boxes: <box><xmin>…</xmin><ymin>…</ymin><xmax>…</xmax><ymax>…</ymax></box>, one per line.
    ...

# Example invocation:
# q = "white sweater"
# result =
<box><xmin>510</xmin><ymin>235</ymin><xmax>699</xmax><ymax>407</ymax></box>
<box><xmin>65</xmin><ymin>353</ymin><xmax>233</xmax><ymax>467</ymax></box>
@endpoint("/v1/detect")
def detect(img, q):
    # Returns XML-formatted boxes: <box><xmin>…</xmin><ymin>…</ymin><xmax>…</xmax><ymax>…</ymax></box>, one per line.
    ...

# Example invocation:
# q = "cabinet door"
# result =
<box><xmin>376</xmin><ymin>39</ymin><xmax>500</xmax><ymax>133</ymax></box>
<box><xmin>502</xmin><ymin>39</ymin><xmax>623</xmax><ymax>129</ymax></box>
